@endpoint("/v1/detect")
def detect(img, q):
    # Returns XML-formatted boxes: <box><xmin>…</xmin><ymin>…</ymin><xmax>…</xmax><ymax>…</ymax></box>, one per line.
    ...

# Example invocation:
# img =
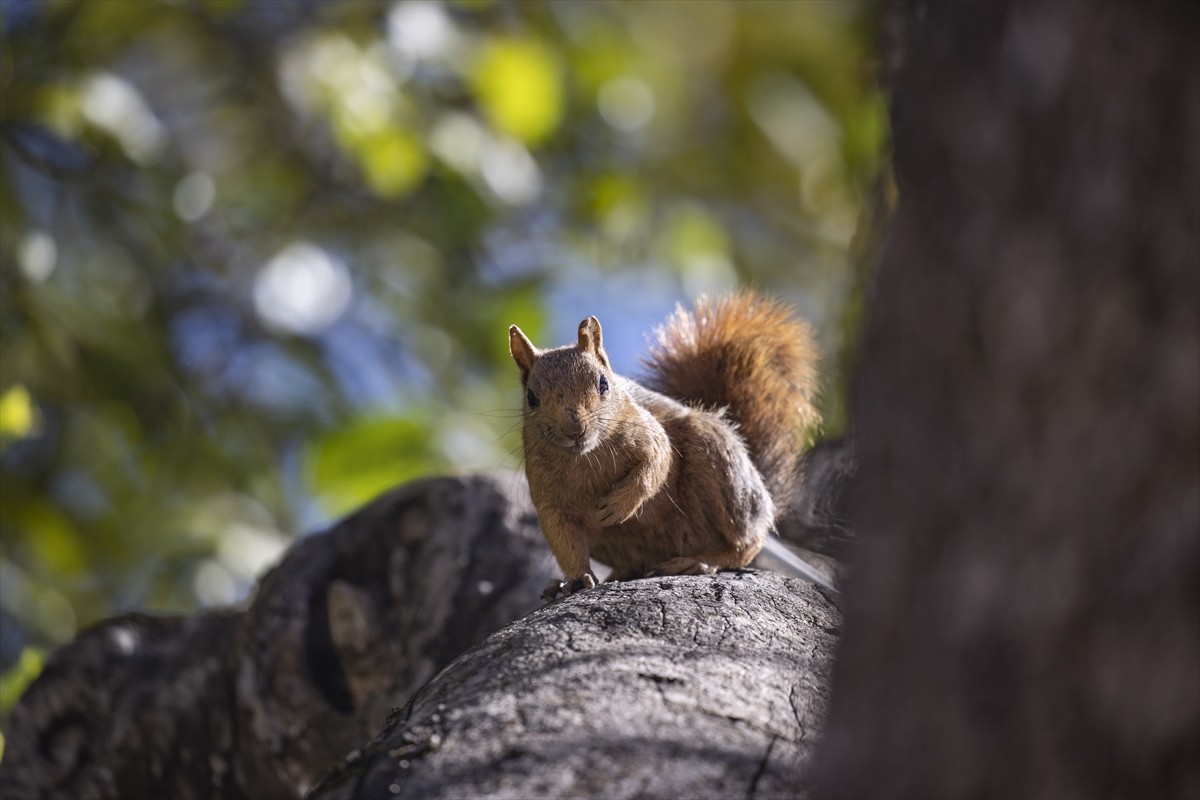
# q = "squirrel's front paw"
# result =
<box><xmin>596</xmin><ymin>492</ymin><xmax>639</xmax><ymax>527</ymax></box>
<box><xmin>540</xmin><ymin>572</ymin><xmax>598</xmax><ymax>602</ymax></box>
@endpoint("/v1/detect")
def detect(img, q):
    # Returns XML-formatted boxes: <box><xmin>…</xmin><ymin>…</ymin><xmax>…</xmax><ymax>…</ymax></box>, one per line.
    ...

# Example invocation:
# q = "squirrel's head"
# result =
<box><xmin>509</xmin><ymin>316</ymin><xmax>619</xmax><ymax>456</ymax></box>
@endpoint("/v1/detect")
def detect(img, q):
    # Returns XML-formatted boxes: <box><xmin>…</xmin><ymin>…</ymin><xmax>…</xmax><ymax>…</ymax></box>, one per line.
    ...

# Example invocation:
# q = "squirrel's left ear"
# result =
<box><xmin>576</xmin><ymin>316</ymin><xmax>610</xmax><ymax>369</ymax></box>
<box><xmin>509</xmin><ymin>325</ymin><xmax>540</xmax><ymax>384</ymax></box>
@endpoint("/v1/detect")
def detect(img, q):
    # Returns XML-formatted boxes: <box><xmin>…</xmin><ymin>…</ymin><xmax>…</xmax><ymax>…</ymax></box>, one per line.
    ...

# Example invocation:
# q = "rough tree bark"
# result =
<box><xmin>0</xmin><ymin>475</ymin><xmax>554</xmax><ymax>799</ymax></box>
<box><xmin>310</xmin><ymin>572</ymin><xmax>840</xmax><ymax>800</ymax></box>
<box><xmin>815</xmin><ymin>2</ymin><xmax>1199</xmax><ymax>798</ymax></box>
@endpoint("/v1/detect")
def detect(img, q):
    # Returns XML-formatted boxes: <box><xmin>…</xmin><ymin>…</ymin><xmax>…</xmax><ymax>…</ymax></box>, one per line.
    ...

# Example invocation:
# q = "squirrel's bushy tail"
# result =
<box><xmin>644</xmin><ymin>292</ymin><xmax>821</xmax><ymax>512</ymax></box>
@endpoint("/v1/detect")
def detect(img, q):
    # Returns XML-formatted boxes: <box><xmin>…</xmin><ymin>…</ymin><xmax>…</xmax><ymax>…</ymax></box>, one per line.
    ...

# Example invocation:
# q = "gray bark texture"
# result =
<box><xmin>309</xmin><ymin>572</ymin><xmax>840</xmax><ymax>800</ymax></box>
<box><xmin>0</xmin><ymin>474</ymin><xmax>554</xmax><ymax>800</ymax></box>
<box><xmin>815</xmin><ymin>2</ymin><xmax>1199</xmax><ymax>799</ymax></box>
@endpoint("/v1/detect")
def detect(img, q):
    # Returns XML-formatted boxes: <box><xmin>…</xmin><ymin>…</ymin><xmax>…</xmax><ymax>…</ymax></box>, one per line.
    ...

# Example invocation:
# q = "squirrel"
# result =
<box><xmin>508</xmin><ymin>291</ymin><xmax>823</xmax><ymax>601</ymax></box>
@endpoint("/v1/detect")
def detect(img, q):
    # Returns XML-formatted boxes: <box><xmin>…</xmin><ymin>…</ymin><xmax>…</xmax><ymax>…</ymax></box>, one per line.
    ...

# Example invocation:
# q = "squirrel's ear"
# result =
<box><xmin>576</xmin><ymin>316</ymin><xmax>610</xmax><ymax>369</ymax></box>
<box><xmin>509</xmin><ymin>325</ymin><xmax>539</xmax><ymax>384</ymax></box>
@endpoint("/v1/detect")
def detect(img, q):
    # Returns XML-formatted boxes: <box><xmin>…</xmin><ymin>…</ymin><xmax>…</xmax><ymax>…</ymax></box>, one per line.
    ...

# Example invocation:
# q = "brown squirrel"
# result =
<box><xmin>508</xmin><ymin>292</ymin><xmax>822</xmax><ymax>601</ymax></box>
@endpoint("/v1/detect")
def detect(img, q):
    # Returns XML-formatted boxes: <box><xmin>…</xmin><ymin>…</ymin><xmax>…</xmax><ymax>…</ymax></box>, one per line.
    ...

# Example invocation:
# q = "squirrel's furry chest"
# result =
<box><xmin>523</xmin><ymin>408</ymin><xmax>673</xmax><ymax>519</ymax></box>
<box><xmin>525</xmin><ymin>442</ymin><xmax>631</xmax><ymax>507</ymax></box>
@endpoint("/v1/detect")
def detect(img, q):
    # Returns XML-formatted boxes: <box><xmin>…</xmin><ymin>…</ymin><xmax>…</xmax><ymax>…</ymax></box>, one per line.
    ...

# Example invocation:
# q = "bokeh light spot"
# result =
<box><xmin>173</xmin><ymin>172</ymin><xmax>216</xmax><ymax>222</ymax></box>
<box><xmin>388</xmin><ymin>1</ymin><xmax>456</xmax><ymax>61</ymax></box>
<box><xmin>81</xmin><ymin>72</ymin><xmax>167</xmax><ymax>164</ymax></box>
<box><xmin>254</xmin><ymin>242</ymin><xmax>353</xmax><ymax>335</ymax></box>
<box><xmin>473</xmin><ymin>38</ymin><xmax>562</xmax><ymax>146</ymax></box>
<box><xmin>17</xmin><ymin>231</ymin><xmax>57</xmax><ymax>282</ymax></box>
<box><xmin>598</xmin><ymin>76</ymin><xmax>655</xmax><ymax>132</ymax></box>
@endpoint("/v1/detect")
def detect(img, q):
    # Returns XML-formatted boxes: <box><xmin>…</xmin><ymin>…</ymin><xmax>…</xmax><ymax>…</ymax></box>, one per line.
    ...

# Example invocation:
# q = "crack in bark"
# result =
<box><xmin>746</xmin><ymin>734</ymin><xmax>778</xmax><ymax>799</ymax></box>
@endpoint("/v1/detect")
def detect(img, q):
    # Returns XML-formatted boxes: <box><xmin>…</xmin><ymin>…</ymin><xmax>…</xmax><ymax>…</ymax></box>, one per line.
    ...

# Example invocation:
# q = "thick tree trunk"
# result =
<box><xmin>815</xmin><ymin>2</ymin><xmax>1199</xmax><ymax>798</ymax></box>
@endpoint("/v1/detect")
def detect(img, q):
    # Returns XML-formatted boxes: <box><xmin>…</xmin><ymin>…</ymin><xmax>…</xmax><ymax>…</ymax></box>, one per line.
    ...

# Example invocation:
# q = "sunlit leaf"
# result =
<box><xmin>0</xmin><ymin>647</ymin><xmax>44</xmax><ymax>717</ymax></box>
<box><xmin>472</xmin><ymin>38</ymin><xmax>562</xmax><ymax>146</ymax></box>
<box><xmin>356</xmin><ymin>128</ymin><xmax>429</xmax><ymax>199</ymax></box>
<box><xmin>590</xmin><ymin>173</ymin><xmax>645</xmax><ymax>218</ymax></box>
<box><xmin>14</xmin><ymin>500</ymin><xmax>88</xmax><ymax>577</ymax></box>
<box><xmin>0</xmin><ymin>385</ymin><xmax>40</xmax><ymax>441</ymax></box>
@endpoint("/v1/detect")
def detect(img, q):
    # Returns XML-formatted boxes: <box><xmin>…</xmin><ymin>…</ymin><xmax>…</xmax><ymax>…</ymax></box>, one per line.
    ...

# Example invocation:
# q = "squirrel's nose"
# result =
<box><xmin>559</xmin><ymin>411</ymin><xmax>583</xmax><ymax>438</ymax></box>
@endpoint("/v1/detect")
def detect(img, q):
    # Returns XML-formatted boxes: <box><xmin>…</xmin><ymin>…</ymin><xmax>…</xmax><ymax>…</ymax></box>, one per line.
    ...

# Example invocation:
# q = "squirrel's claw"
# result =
<box><xmin>596</xmin><ymin>493</ymin><xmax>639</xmax><ymax>527</ymax></box>
<box><xmin>541</xmin><ymin>572</ymin><xmax>597</xmax><ymax>602</ymax></box>
<box><xmin>595</xmin><ymin>501</ymin><xmax>615</xmax><ymax>526</ymax></box>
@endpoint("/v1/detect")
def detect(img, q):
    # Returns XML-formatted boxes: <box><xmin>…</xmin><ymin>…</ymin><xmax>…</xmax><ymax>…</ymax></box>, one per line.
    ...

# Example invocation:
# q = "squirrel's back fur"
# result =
<box><xmin>643</xmin><ymin>292</ymin><xmax>821</xmax><ymax>513</ymax></box>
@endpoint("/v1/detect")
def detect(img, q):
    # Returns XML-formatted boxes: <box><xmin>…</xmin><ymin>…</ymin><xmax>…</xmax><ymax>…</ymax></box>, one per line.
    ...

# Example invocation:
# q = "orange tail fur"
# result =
<box><xmin>643</xmin><ymin>292</ymin><xmax>821</xmax><ymax>512</ymax></box>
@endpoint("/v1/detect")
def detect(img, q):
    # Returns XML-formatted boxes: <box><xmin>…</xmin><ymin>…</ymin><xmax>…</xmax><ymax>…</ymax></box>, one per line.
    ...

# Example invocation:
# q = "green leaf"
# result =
<box><xmin>0</xmin><ymin>385</ymin><xmax>40</xmax><ymax>442</ymax></box>
<box><xmin>12</xmin><ymin>499</ymin><xmax>88</xmax><ymax>577</ymax></box>
<box><xmin>356</xmin><ymin>128</ymin><xmax>429</xmax><ymax>199</ymax></box>
<box><xmin>305</xmin><ymin>416</ymin><xmax>443</xmax><ymax>516</ymax></box>
<box><xmin>472</xmin><ymin>38</ymin><xmax>563</xmax><ymax>146</ymax></box>
<box><xmin>0</xmin><ymin>647</ymin><xmax>44</xmax><ymax>718</ymax></box>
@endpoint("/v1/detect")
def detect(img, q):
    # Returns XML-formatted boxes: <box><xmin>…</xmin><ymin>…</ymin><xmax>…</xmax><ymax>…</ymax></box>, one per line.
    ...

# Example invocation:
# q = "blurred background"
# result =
<box><xmin>0</xmin><ymin>0</ymin><xmax>885</xmax><ymax>719</ymax></box>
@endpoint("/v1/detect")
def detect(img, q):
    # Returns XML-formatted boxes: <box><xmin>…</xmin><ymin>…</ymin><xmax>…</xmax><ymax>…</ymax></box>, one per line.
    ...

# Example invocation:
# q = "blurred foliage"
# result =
<box><xmin>0</xmin><ymin>646</ymin><xmax>41</xmax><ymax>717</ymax></box>
<box><xmin>0</xmin><ymin>0</ymin><xmax>886</xmax><ymax>691</ymax></box>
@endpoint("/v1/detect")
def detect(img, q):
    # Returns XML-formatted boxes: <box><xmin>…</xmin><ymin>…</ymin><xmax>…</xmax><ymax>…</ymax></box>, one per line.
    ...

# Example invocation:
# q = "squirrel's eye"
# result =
<box><xmin>526</xmin><ymin>389</ymin><xmax>539</xmax><ymax>408</ymax></box>
<box><xmin>598</xmin><ymin>375</ymin><xmax>609</xmax><ymax>396</ymax></box>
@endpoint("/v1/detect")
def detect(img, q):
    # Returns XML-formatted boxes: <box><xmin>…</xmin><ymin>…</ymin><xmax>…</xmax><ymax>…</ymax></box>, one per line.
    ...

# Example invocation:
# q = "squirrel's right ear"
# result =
<box><xmin>509</xmin><ymin>325</ymin><xmax>539</xmax><ymax>384</ymax></box>
<box><xmin>576</xmin><ymin>316</ymin><xmax>610</xmax><ymax>369</ymax></box>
